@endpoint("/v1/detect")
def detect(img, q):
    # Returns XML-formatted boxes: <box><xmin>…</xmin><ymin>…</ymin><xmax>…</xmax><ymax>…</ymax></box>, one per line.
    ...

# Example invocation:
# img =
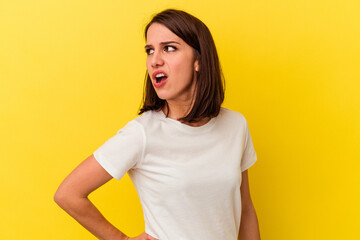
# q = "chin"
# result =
<box><xmin>157</xmin><ymin>95</ymin><xmax>172</xmax><ymax>101</ymax></box>
<box><xmin>154</xmin><ymin>90</ymin><xmax>172</xmax><ymax>101</ymax></box>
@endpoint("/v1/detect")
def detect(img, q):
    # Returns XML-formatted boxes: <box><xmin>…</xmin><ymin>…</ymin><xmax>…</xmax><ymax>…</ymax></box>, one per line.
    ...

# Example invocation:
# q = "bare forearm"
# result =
<box><xmin>238</xmin><ymin>205</ymin><xmax>261</xmax><ymax>240</ymax></box>
<box><xmin>54</xmin><ymin>196</ymin><xmax>128</xmax><ymax>240</ymax></box>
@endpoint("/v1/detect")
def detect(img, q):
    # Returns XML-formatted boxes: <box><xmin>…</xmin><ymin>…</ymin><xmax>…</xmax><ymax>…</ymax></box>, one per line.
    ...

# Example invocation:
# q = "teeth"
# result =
<box><xmin>155</xmin><ymin>73</ymin><xmax>165</xmax><ymax>78</ymax></box>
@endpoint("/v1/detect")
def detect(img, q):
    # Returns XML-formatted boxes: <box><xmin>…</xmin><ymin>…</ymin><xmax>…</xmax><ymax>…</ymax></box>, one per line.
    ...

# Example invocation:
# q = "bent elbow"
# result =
<box><xmin>53</xmin><ymin>187</ymin><xmax>70</xmax><ymax>208</ymax></box>
<box><xmin>53</xmin><ymin>190</ymin><xmax>63</xmax><ymax>205</ymax></box>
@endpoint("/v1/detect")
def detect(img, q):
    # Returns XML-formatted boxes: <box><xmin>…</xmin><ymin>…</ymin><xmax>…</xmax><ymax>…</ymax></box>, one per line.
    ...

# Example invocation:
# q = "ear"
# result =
<box><xmin>194</xmin><ymin>59</ymin><xmax>200</xmax><ymax>72</ymax></box>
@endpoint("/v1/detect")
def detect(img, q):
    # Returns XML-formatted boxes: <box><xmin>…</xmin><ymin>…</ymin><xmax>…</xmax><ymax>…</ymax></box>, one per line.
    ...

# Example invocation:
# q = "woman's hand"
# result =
<box><xmin>128</xmin><ymin>231</ymin><xmax>159</xmax><ymax>240</ymax></box>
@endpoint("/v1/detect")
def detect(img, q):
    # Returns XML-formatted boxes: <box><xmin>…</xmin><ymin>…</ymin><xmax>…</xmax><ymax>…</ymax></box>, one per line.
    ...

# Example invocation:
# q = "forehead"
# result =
<box><xmin>146</xmin><ymin>23</ymin><xmax>183</xmax><ymax>44</ymax></box>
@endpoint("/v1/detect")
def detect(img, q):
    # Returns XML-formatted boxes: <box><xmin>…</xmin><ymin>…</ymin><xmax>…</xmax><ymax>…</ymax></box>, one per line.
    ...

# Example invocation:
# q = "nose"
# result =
<box><xmin>151</xmin><ymin>49</ymin><xmax>164</xmax><ymax>68</ymax></box>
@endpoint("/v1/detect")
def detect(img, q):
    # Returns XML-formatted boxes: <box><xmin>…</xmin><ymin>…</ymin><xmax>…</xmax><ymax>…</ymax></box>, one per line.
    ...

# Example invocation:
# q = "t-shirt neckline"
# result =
<box><xmin>154</xmin><ymin>108</ymin><xmax>219</xmax><ymax>134</ymax></box>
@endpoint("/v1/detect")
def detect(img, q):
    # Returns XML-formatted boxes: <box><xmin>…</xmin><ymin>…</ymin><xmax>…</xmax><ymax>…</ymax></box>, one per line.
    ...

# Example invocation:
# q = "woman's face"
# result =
<box><xmin>145</xmin><ymin>23</ymin><xmax>199</xmax><ymax>103</ymax></box>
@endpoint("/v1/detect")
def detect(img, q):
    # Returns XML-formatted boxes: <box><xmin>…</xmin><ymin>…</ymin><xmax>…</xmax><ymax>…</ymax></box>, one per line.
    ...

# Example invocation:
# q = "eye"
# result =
<box><xmin>145</xmin><ymin>46</ymin><xmax>177</xmax><ymax>55</ymax></box>
<box><xmin>165</xmin><ymin>45</ymin><xmax>176</xmax><ymax>52</ymax></box>
<box><xmin>145</xmin><ymin>48</ymin><xmax>154</xmax><ymax>55</ymax></box>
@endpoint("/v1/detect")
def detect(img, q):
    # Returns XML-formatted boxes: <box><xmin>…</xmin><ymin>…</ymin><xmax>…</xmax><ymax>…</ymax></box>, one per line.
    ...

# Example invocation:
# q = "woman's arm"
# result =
<box><xmin>54</xmin><ymin>154</ymin><xmax>129</xmax><ymax>240</ymax></box>
<box><xmin>238</xmin><ymin>170</ymin><xmax>261</xmax><ymax>240</ymax></box>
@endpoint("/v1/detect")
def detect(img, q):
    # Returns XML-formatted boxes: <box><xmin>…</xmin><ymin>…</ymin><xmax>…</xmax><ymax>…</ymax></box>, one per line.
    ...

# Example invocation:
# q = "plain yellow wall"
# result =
<box><xmin>1</xmin><ymin>0</ymin><xmax>359</xmax><ymax>239</ymax></box>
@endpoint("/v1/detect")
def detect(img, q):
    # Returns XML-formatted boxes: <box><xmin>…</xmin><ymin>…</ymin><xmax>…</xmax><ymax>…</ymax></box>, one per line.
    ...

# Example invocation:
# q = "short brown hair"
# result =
<box><xmin>138</xmin><ymin>8</ymin><xmax>225</xmax><ymax>123</ymax></box>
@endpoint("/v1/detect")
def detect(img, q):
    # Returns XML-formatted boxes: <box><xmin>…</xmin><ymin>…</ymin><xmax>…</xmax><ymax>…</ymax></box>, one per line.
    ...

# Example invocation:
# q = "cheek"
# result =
<box><xmin>172</xmin><ymin>57</ymin><xmax>192</xmax><ymax>73</ymax></box>
<box><xmin>173</xmin><ymin>59</ymin><xmax>194</xmax><ymax>82</ymax></box>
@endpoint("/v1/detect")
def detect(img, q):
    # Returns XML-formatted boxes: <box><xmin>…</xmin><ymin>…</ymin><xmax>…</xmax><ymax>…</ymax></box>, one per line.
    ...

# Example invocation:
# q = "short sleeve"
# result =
<box><xmin>93</xmin><ymin>120</ymin><xmax>144</xmax><ymax>180</ymax></box>
<box><xmin>240</xmin><ymin>119</ymin><xmax>258</xmax><ymax>172</ymax></box>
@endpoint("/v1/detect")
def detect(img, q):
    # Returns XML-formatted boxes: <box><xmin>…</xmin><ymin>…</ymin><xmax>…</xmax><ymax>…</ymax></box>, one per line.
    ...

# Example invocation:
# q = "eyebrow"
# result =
<box><xmin>144</xmin><ymin>41</ymin><xmax>181</xmax><ymax>49</ymax></box>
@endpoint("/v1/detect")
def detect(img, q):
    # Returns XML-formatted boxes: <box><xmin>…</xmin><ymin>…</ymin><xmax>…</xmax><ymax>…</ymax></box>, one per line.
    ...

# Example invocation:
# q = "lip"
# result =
<box><xmin>153</xmin><ymin>77</ymin><xmax>167</xmax><ymax>88</ymax></box>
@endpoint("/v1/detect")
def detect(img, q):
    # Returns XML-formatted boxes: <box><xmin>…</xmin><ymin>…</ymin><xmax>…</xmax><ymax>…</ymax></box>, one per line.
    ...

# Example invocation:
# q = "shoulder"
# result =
<box><xmin>115</xmin><ymin>110</ymin><xmax>163</xmax><ymax>138</ymax></box>
<box><xmin>214</xmin><ymin>107</ymin><xmax>251</xmax><ymax>137</ymax></box>
<box><xmin>219</xmin><ymin>107</ymin><xmax>248</xmax><ymax>125</ymax></box>
<box><xmin>133</xmin><ymin>110</ymin><xmax>158</xmax><ymax>128</ymax></box>
<box><xmin>116</xmin><ymin>110</ymin><xmax>154</xmax><ymax>135</ymax></box>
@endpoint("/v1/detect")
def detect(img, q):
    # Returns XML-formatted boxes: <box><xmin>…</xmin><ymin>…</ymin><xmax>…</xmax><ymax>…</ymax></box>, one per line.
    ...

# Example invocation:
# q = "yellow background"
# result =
<box><xmin>1</xmin><ymin>0</ymin><xmax>359</xmax><ymax>239</ymax></box>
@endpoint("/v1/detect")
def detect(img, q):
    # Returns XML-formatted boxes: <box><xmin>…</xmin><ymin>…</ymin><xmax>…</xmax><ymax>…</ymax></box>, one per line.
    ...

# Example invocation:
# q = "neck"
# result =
<box><xmin>162</xmin><ymin>101</ymin><xmax>211</xmax><ymax>127</ymax></box>
<box><xmin>163</xmin><ymin>100</ymin><xmax>192</xmax><ymax>120</ymax></box>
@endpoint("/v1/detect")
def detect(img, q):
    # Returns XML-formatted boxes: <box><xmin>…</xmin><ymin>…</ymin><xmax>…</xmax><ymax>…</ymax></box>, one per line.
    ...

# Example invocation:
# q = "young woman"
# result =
<box><xmin>54</xmin><ymin>8</ymin><xmax>261</xmax><ymax>240</ymax></box>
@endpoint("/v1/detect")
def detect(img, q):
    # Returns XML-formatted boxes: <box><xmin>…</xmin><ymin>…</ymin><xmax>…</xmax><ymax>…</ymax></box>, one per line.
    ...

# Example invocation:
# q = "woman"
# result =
<box><xmin>54</xmin><ymin>8</ymin><xmax>260</xmax><ymax>240</ymax></box>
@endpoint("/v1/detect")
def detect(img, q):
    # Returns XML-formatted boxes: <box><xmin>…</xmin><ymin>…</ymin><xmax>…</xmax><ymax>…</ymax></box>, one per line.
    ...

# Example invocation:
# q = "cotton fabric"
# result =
<box><xmin>93</xmin><ymin>107</ymin><xmax>257</xmax><ymax>240</ymax></box>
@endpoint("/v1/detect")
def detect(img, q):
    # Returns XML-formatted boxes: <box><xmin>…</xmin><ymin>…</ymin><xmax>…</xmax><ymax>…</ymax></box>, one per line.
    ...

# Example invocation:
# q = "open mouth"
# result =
<box><xmin>155</xmin><ymin>73</ymin><xmax>168</xmax><ymax>83</ymax></box>
<box><xmin>156</xmin><ymin>76</ymin><xmax>167</xmax><ymax>83</ymax></box>
<box><xmin>153</xmin><ymin>72</ymin><xmax>168</xmax><ymax>87</ymax></box>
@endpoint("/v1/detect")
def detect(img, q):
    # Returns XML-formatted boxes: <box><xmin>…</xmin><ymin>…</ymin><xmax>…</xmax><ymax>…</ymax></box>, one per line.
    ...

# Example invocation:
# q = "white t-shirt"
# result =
<box><xmin>93</xmin><ymin>107</ymin><xmax>257</xmax><ymax>240</ymax></box>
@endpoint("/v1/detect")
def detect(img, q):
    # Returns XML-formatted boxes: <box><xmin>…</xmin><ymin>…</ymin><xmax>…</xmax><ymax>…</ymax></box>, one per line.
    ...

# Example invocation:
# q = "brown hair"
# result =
<box><xmin>138</xmin><ymin>8</ymin><xmax>225</xmax><ymax>123</ymax></box>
